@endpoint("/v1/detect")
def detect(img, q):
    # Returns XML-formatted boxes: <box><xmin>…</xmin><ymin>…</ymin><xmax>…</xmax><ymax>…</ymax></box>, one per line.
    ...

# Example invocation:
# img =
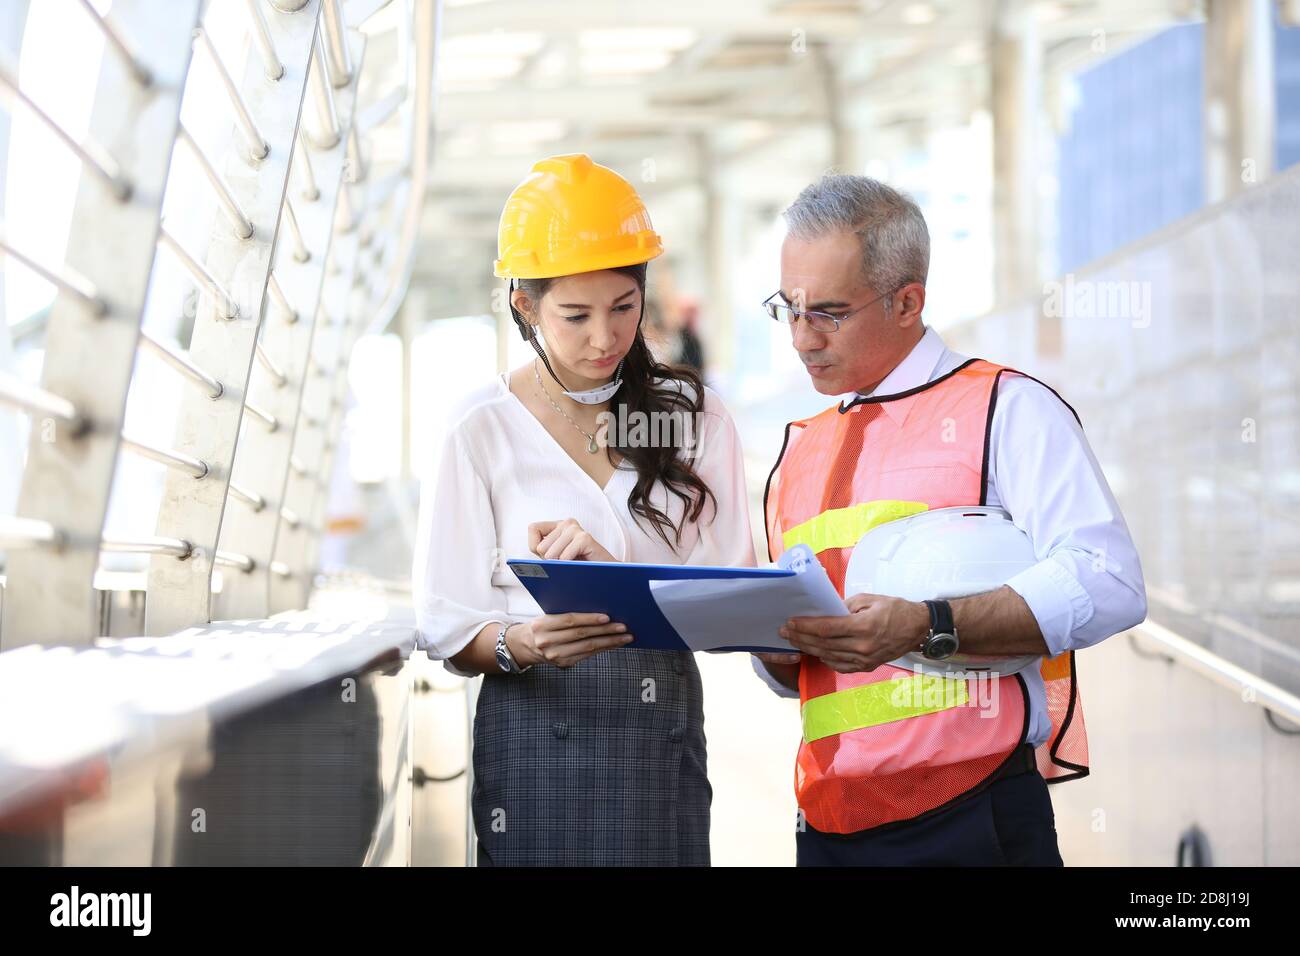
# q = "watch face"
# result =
<box><xmin>495</xmin><ymin>645</ymin><xmax>513</xmax><ymax>673</ymax></box>
<box><xmin>925</xmin><ymin>634</ymin><xmax>960</xmax><ymax>660</ymax></box>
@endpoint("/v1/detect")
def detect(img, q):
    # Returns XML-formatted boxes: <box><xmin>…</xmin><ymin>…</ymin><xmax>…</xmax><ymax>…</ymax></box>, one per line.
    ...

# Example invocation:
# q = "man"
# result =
<box><xmin>754</xmin><ymin>174</ymin><xmax>1147</xmax><ymax>866</ymax></box>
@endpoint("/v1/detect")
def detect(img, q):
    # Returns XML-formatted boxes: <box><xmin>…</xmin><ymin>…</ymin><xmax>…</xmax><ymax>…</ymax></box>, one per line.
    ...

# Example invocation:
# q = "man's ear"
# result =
<box><xmin>895</xmin><ymin>283</ymin><xmax>926</xmax><ymax>326</ymax></box>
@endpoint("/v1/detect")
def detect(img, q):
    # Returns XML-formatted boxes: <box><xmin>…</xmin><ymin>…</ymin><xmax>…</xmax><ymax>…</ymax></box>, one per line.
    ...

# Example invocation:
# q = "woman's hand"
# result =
<box><xmin>528</xmin><ymin>518</ymin><xmax>617</xmax><ymax>561</ymax></box>
<box><xmin>509</xmin><ymin>614</ymin><xmax>633</xmax><ymax>669</ymax></box>
<box><xmin>753</xmin><ymin>652</ymin><xmax>802</xmax><ymax>667</ymax></box>
<box><xmin>752</xmin><ymin>651</ymin><xmax>802</xmax><ymax>692</ymax></box>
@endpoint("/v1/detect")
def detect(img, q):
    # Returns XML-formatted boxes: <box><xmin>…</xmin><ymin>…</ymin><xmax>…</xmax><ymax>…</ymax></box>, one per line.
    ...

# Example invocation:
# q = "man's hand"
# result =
<box><xmin>528</xmin><ymin>518</ymin><xmax>617</xmax><ymax>562</ymax></box>
<box><xmin>779</xmin><ymin>593</ymin><xmax>930</xmax><ymax>673</ymax></box>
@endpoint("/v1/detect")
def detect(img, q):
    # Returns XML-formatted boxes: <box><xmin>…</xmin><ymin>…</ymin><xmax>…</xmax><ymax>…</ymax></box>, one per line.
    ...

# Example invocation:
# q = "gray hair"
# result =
<box><xmin>782</xmin><ymin>174</ymin><xmax>930</xmax><ymax>294</ymax></box>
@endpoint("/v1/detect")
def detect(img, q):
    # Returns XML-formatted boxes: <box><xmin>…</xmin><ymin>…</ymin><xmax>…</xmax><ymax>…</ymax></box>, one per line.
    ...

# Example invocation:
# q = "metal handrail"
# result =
<box><xmin>228</xmin><ymin>481</ymin><xmax>267</xmax><ymax>512</ymax></box>
<box><xmin>193</xmin><ymin>26</ymin><xmax>269</xmax><ymax>160</ymax></box>
<box><xmin>137</xmin><ymin>330</ymin><xmax>224</xmax><ymax>400</ymax></box>
<box><xmin>307</xmin><ymin>32</ymin><xmax>340</xmax><ymax>149</ymax></box>
<box><xmin>214</xmin><ymin>549</ymin><xmax>255</xmax><ymax>572</ymax></box>
<box><xmin>177</xmin><ymin>126</ymin><xmax>254</xmax><ymax>239</ymax></box>
<box><xmin>321</xmin><ymin>0</ymin><xmax>353</xmax><ymax>88</ymax></box>
<box><xmin>243</xmin><ymin>0</ymin><xmax>285</xmax><ymax>81</ymax></box>
<box><xmin>119</xmin><ymin>434</ymin><xmax>209</xmax><ymax>479</ymax></box>
<box><xmin>1148</xmin><ymin>586</ymin><xmax>1300</xmax><ymax>668</ymax></box>
<box><xmin>0</xmin><ymin>63</ymin><xmax>132</xmax><ymax>200</ymax></box>
<box><xmin>75</xmin><ymin>0</ymin><xmax>153</xmax><ymax>86</ymax></box>
<box><xmin>254</xmin><ymin>341</ymin><xmax>289</xmax><ymax>388</ymax></box>
<box><xmin>100</xmin><ymin>535</ymin><xmax>193</xmax><ymax>559</ymax></box>
<box><xmin>1131</xmin><ymin>617</ymin><xmax>1300</xmax><ymax>727</ymax></box>
<box><xmin>267</xmin><ymin>272</ymin><xmax>297</xmax><ymax>323</ymax></box>
<box><xmin>282</xmin><ymin>198</ymin><xmax>310</xmax><ymax>261</ymax></box>
<box><xmin>157</xmin><ymin>227</ymin><xmax>239</xmax><ymax>319</ymax></box>
<box><xmin>0</xmin><ymin>373</ymin><xmax>88</xmax><ymax>434</ymax></box>
<box><xmin>0</xmin><ymin>517</ymin><xmax>66</xmax><ymax>551</ymax></box>
<box><xmin>244</xmin><ymin>401</ymin><xmax>279</xmax><ymax>432</ymax></box>
<box><xmin>0</xmin><ymin>232</ymin><xmax>108</xmax><ymax>316</ymax></box>
<box><xmin>294</xmin><ymin>141</ymin><xmax>321</xmax><ymax>201</ymax></box>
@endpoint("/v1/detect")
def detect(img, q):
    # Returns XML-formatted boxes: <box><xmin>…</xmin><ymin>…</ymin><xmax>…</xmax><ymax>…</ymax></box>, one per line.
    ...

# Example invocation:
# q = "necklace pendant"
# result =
<box><xmin>587</xmin><ymin>435</ymin><xmax>600</xmax><ymax>454</ymax></box>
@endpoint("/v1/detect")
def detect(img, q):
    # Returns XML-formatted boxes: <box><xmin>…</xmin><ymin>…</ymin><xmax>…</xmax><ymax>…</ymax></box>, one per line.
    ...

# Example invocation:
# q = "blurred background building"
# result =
<box><xmin>2</xmin><ymin>0</ymin><xmax>1298</xmax><ymax>867</ymax></box>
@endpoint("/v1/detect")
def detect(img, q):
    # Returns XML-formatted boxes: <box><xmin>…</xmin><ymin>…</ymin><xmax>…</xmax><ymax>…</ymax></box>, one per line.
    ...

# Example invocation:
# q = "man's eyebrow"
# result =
<box><xmin>557</xmin><ymin>288</ymin><xmax>637</xmax><ymax>309</ymax></box>
<box><xmin>778</xmin><ymin>290</ymin><xmax>850</xmax><ymax>310</ymax></box>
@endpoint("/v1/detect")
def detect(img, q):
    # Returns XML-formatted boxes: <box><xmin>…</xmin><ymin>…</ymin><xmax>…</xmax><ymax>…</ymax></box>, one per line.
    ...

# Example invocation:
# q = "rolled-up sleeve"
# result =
<box><xmin>412</xmin><ymin>422</ymin><xmax>509</xmax><ymax>676</ymax></box>
<box><xmin>992</xmin><ymin>376</ymin><xmax>1149</xmax><ymax>657</ymax></box>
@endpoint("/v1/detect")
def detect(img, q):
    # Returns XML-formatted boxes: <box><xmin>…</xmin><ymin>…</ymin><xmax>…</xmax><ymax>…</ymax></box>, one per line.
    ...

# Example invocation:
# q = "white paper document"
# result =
<box><xmin>647</xmin><ymin>545</ymin><xmax>849</xmax><ymax>652</ymax></box>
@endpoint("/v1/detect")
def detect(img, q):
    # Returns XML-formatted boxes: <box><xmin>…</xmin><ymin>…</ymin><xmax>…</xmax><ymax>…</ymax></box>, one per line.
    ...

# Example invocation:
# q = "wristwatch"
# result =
<box><xmin>920</xmin><ymin>600</ymin><xmax>960</xmax><ymax>660</ymax></box>
<box><xmin>494</xmin><ymin>622</ymin><xmax>531</xmax><ymax>674</ymax></box>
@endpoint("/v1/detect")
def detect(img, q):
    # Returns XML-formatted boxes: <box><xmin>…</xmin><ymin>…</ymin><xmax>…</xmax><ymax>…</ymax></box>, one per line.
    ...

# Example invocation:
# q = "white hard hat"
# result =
<box><xmin>844</xmin><ymin>506</ymin><xmax>1042</xmax><ymax>675</ymax></box>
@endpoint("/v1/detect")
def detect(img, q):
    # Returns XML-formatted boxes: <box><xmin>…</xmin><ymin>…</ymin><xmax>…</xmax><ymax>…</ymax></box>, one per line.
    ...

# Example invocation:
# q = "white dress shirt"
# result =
<box><xmin>752</xmin><ymin>324</ymin><xmax>1149</xmax><ymax>747</ymax></box>
<box><xmin>413</xmin><ymin>374</ymin><xmax>758</xmax><ymax>675</ymax></box>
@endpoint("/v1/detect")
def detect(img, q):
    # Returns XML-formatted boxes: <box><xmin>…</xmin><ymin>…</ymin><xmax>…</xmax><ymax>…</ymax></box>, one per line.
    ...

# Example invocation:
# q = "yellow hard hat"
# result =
<box><xmin>493</xmin><ymin>153</ymin><xmax>664</xmax><ymax>279</ymax></box>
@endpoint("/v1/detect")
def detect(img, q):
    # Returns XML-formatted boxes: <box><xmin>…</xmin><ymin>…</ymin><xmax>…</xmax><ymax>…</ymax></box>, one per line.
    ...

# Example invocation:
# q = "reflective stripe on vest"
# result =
<box><xmin>801</xmin><ymin>673</ymin><xmax>969</xmax><ymax>743</ymax></box>
<box><xmin>781</xmin><ymin>499</ymin><xmax>929</xmax><ymax>555</ymax></box>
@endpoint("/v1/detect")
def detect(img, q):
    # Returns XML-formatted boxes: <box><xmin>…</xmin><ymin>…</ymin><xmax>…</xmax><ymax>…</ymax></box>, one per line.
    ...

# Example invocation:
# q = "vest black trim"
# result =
<box><xmin>1000</xmin><ymin>368</ymin><xmax>1083</xmax><ymax>426</ymax></box>
<box><xmin>762</xmin><ymin>421</ymin><xmax>795</xmax><ymax>562</ymax></box>
<box><xmin>837</xmin><ymin>357</ymin><xmax>983</xmax><ymax>413</ymax></box>
<box><xmin>1045</xmin><ymin>650</ymin><xmax>1090</xmax><ymax>783</ymax></box>
<box><xmin>979</xmin><ymin>369</ymin><xmax>1003</xmax><ymax>507</ymax></box>
<box><xmin>978</xmin><ymin>366</ymin><xmax>1084</xmax><ymax>508</ymax></box>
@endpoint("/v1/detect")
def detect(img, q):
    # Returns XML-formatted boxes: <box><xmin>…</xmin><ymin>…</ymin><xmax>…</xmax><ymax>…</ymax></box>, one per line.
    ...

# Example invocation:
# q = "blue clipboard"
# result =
<box><xmin>507</xmin><ymin>558</ymin><xmax>795</xmax><ymax>652</ymax></box>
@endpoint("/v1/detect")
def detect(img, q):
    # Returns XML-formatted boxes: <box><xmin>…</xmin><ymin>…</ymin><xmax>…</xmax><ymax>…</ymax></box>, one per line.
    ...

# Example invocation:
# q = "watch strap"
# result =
<box><xmin>496</xmin><ymin>622</ymin><xmax>530</xmax><ymax>674</ymax></box>
<box><xmin>925</xmin><ymin>599</ymin><xmax>955</xmax><ymax>636</ymax></box>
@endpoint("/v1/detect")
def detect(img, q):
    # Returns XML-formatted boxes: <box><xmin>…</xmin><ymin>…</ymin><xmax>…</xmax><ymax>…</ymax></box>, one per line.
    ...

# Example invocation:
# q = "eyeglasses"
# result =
<box><xmin>762</xmin><ymin>287</ymin><xmax>895</xmax><ymax>333</ymax></box>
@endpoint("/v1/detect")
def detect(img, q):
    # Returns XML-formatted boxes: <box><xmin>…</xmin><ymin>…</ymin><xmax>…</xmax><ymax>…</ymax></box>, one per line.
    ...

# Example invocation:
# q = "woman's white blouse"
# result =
<box><xmin>412</xmin><ymin>374</ymin><xmax>757</xmax><ymax>674</ymax></box>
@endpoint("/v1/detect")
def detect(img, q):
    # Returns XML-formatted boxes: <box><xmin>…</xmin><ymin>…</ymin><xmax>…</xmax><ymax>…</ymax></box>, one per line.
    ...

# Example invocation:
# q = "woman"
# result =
<box><xmin>412</xmin><ymin>154</ymin><xmax>756</xmax><ymax>866</ymax></box>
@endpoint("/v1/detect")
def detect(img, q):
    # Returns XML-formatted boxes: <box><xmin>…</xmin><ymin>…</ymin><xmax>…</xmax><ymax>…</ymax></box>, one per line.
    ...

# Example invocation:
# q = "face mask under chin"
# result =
<box><xmin>562</xmin><ymin>366</ymin><xmax>623</xmax><ymax>404</ymax></box>
<box><xmin>528</xmin><ymin>329</ymin><xmax>624</xmax><ymax>405</ymax></box>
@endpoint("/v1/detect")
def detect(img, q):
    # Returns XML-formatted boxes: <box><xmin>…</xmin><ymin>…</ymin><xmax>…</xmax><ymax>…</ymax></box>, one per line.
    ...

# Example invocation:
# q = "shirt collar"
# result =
<box><xmin>838</xmin><ymin>324</ymin><xmax>947</xmax><ymax>424</ymax></box>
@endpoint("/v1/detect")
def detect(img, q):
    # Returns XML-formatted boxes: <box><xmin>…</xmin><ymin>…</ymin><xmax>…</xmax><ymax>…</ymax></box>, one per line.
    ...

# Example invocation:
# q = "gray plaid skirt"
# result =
<box><xmin>471</xmin><ymin>647</ymin><xmax>710</xmax><ymax>866</ymax></box>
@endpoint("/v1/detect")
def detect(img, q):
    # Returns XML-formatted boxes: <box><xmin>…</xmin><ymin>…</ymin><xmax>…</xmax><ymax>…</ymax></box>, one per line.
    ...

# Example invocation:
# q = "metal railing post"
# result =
<box><xmin>0</xmin><ymin>1</ymin><xmax>203</xmax><ymax>650</ymax></box>
<box><xmin>216</xmin><ymin>27</ymin><xmax>366</xmax><ymax>621</ymax></box>
<box><xmin>144</xmin><ymin>0</ymin><xmax>324</xmax><ymax>636</ymax></box>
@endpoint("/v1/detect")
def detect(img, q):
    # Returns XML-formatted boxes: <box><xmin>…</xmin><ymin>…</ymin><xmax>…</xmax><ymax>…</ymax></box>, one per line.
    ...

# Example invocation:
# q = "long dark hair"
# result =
<box><xmin>510</xmin><ymin>263</ymin><xmax>715</xmax><ymax>549</ymax></box>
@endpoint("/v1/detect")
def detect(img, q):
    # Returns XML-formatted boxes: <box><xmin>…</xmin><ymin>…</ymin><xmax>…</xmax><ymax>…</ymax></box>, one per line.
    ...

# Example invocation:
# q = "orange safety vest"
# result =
<box><xmin>764</xmin><ymin>358</ymin><xmax>1089</xmax><ymax>835</ymax></box>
